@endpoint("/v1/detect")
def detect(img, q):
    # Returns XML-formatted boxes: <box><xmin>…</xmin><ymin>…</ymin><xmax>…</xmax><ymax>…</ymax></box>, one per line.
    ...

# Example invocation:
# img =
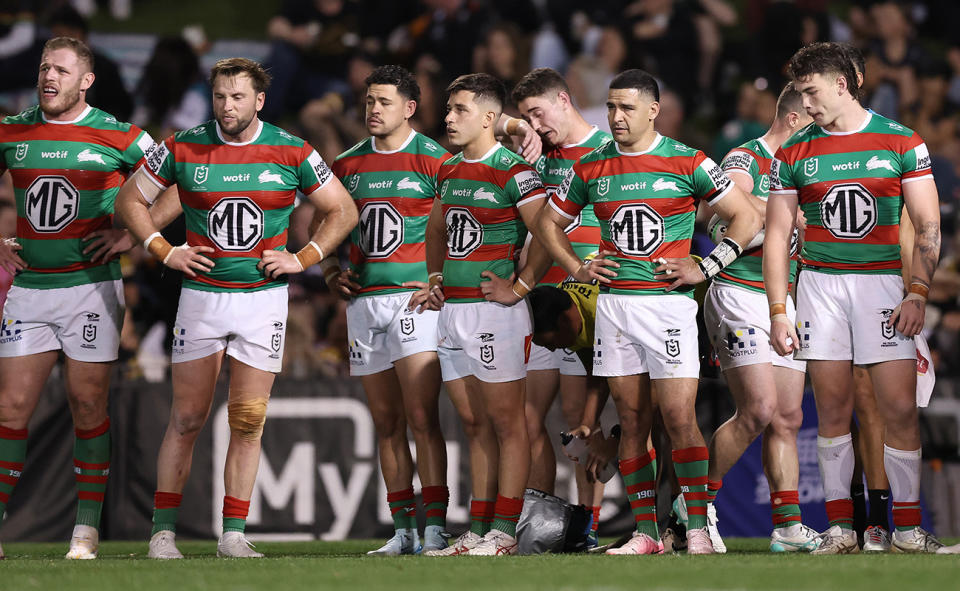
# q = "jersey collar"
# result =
<box><xmin>462</xmin><ymin>142</ymin><xmax>501</xmax><ymax>163</ymax></box>
<box><xmin>756</xmin><ymin>136</ymin><xmax>773</xmax><ymax>158</ymax></box>
<box><xmin>563</xmin><ymin>126</ymin><xmax>599</xmax><ymax>148</ymax></box>
<box><xmin>372</xmin><ymin>129</ymin><xmax>416</xmax><ymax>154</ymax></box>
<box><xmin>41</xmin><ymin>104</ymin><xmax>92</xmax><ymax>124</ymax></box>
<box><xmin>215</xmin><ymin>118</ymin><xmax>263</xmax><ymax>146</ymax></box>
<box><xmin>819</xmin><ymin>110</ymin><xmax>872</xmax><ymax>136</ymax></box>
<box><xmin>615</xmin><ymin>132</ymin><xmax>662</xmax><ymax>156</ymax></box>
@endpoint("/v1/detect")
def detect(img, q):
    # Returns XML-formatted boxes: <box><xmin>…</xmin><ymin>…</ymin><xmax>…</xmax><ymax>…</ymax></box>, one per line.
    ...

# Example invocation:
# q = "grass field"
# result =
<box><xmin>3</xmin><ymin>538</ymin><xmax>959</xmax><ymax>591</ymax></box>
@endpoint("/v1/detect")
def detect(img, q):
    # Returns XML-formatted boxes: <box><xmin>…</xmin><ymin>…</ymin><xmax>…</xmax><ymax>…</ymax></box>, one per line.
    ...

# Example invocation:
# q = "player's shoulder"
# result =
<box><xmin>865</xmin><ymin>112</ymin><xmax>917</xmax><ymax>139</ymax></box>
<box><xmin>260</xmin><ymin>121</ymin><xmax>307</xmax><ymax>147</ymax></box>
<box><xmin>491</xmin><ymin>144</ymin><xmax>529</xmax><ymax>170</ymax></box>
<box><xmin>411</xmin><ymin>132</ymin><xmax>449</xmax><ymax>159</ymax></box>
<box><xmin>335</xmin><ymin>137</ymin><xmax>373</xmax><ymax>161</ymax></box>
<box><xmin>1</xmin><ymin>105</ymin><xmax>40</xmax><ymax>126</ymax></box>
<box><xmin>781</xmin><ymin>122</ymin><xmax>819</xmax><ymax>151</ymax></box>
<box><xmin>173</xmin><ymin>120</ymin><xmax>216</xmax><ymax>144</ymax></box>
<box><xmin>588</xmin><ymin>128</ymin><xmax>613</xmax><ymax>146</ymax></box>
<box><xmin>83</xmin><ymin>107</ymin><xmax>136</xmax><ymax>133</ymax></box>
<box><xmin>441</xmin><ymin>151</ymin><xmax>464</xmax><ymax>167</ymax></box>
<box><xmin>578</xmin><ymin>138</ymin><xmax>616</xmax><ymax>164</ymax></box>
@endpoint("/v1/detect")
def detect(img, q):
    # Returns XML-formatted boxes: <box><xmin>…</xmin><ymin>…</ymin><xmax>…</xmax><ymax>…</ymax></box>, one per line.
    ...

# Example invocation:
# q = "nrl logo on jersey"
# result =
<box><xmin>77</xmin><ymin>149</ymin><xmax>105</xmax><ymax>165</ymax></box>
<box><xmin>597</xmin><ymin>177</ymin><xmax>610</xmax><ymax>196</ymax></box>
<box><xmin>348</xmin><ymin>175</ymin><xmax>359</xmax><ymax>192</ymax></box>
<box><xmin>866</xmin><ymin>156</ymin><xmax>895</xmax><ymax>172</ymax></box>
<box><xmin>258</xmin><ymin>169</ymin><xmax>283</xmax><ymax>184</ymax></box>
<box><xmin>440</xmin><ymin>180</ymin><xmax>450</xmax><ymax>198</ymax></box>
<box><xmin>194</xmin><ymin>165</ymin><xmax>209</xmax><ymax>184</ymax></box>
<box><xmin>15</xmin><ymin>143</ymin><xmax>28</xmax><ymax>161</ymax></box>
<box><xmin>804</xmin><ymin>158</ymin><xmax>818</xmax><ymax>177</ymax></box>
<box><xmin>397</xmin><ymin>176</ymin><xmax>424</xmax><ymax>193</ymax></box>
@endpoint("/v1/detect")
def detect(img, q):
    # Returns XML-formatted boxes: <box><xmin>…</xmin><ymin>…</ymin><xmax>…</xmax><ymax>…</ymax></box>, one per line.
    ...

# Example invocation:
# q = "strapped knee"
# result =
<box><xmin>227</xmin><ymin>395</ymin><xmax>269</xmax><ymax>441</ymax></box>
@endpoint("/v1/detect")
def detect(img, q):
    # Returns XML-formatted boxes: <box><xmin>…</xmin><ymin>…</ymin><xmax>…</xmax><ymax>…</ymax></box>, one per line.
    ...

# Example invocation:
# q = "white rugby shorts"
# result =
<box><xmin>346</xmin><ymin>292</ymin><xmax>439</xmax><ymax>376</ymax></box>
<box><xmin>437</xmin><ymin>300</ymin><xmax>531</xmax><ymax>383</ymax></box>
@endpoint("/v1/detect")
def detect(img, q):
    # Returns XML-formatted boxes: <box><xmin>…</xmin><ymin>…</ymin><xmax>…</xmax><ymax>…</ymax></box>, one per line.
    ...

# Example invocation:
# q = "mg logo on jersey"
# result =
<box><xmin>820</xmin><ymin>182</ymin><xmax>877</xmax><ymax>239</ymax></box>
<box><xmin>194</xmin><ymin>165</ymin><xmax>209</xmax><ymax>184</ymax></box>
<box><xmin>207</xmin><ymin>196</ymin><xmax>264</xmax><ymax>252</ymax></box>
<box><xmin>358</xmin><ymin>202</ymin><xmax>403</xmax><ymax>258</ymax></box>
<box><xmin>804</xmin><ymin>158</ymin><xmax>818</xmax><ymax>177</ymax></box>
<box><xmin>25</xmin><ymin>176</ymin><xmax>79</xmax><ymax>233</ymax></box>
<box><xmin>15</xmin><ymin>143</ymin><xmax>28</xmax><ymax>161</ymax></box>
<box><xmin>445</xmin><ymin>207</ymin><xmax>483</xmax><ymax>258</ymax></box>
<box><xmin>608</xmin><ymin>203</ymin><xmax>664</xmax><ymax>256</ymax></box>
<box><xmin>597</xmin><ymin>177</ymin><xmax>610</xmax><ymax>196</ymax></box>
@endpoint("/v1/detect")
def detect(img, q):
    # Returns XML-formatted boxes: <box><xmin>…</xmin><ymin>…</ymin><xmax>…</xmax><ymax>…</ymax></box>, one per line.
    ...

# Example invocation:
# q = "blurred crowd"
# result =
<box><xmin>2</xmin><ymin>0</ymin><xmax>960</xmax><ymax>380</ymax></box>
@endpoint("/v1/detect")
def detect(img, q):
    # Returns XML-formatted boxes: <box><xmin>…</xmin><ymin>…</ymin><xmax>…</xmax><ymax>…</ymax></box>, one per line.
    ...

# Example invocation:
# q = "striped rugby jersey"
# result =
<box><xmin>143</xmin><ymin>119</ymin><xmax>332</xmax><ymax>293</ymax></box>
<box><xmin>770</xmin><ymin>112</ymin><xmax>932</xmax><ymax>275</ymax></box>
<box><xmin>0</xmin><ymin>105</ymin><xmax>154</xmax><ymax>289</ymax></box>
<box><xmin>718</xmin><ymin>137</ymin><xmax>799</xmax><ymax>293</ymax></box>
<box><xmin>332</xmin><ymin>130</ymin><xmax>450</xmax><ymax>297</ymax></box>
<box><xmin>551</xmin><ymin>133</ymin><xmax>733</xmax><ymax>297</ymax></box>
<box><xmin>438</xmin><ymin>142</ymin><xmax>547</xmax><ymax>303</ymax></box>
<box><xmin>534</xmin><ymin>126</ymin><xmax>612</xmax><ymax>286</ymax></box>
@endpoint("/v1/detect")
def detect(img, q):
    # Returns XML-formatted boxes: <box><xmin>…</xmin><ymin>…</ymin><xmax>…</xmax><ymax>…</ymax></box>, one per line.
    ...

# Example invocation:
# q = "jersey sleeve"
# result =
<box><xmin>721</xmin><ymin>148</ymin><xmax>758</xmax><ymax>180</ymax></box>
<box><xmin>901</xmin><ymin>133</ymin><xmax>934</xmax><ymax>183</ymax></box>
<box><xmin>119</xmin><ymin>127</ymin><xmax>156</xmax><ymax>172</ymax></box>
<box><xmin>299</xmin><ymin>146</ymin><xmax>334</xmax><ymax>194</ymax></box>
<box><xmin>769</xmin><ymin>148</ymin><xmax>797</xmax><ymax>195</ymax></box>
<box><xmin>691</xmin><ymin>153</ymin><xmax>734</xmax><ymax>205</ymax></box>
<box><xmin>549</xmin><ymin>163</ymin><xmax>587</xmax><ymax>220</ymax></box>
<box><xmin>504</xmin><ymin>163</ymin><xmax>546</xmax><ymax>207</ymax></box>
<box><xmin>142</xmin><ymin>135</ymin><xmax>176</xmax><ymax>189</ymax></box>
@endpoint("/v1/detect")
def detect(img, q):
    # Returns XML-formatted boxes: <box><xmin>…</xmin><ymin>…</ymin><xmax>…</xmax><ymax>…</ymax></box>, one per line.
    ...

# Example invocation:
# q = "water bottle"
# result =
<box><xmin>560</xmin><ymin>430</ymin><xmax>619</xmax><ymax>483</ymax></box>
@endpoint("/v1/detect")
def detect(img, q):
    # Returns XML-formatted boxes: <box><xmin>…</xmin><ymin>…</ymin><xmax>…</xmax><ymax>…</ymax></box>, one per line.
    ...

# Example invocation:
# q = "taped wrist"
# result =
<box><xmin>511</xmin><ymin>277</ymin><xmax>531</xmax><ymax>299</ymax></box>
<box><xmin>227</xmin><ymin>396</ymin><xmax>269</xmax><ymax>441</ymax></box>
<box><xmin>144</xmin><ymin>232</ymin><xmax>174</xmax><ymax>263</ymax></box>
<box><xmin>294</xmin><ymin>241</ymin><xmax>324</xmax><ymax>271</ymax></box>
<box><xmin>698</xmin><ymin>237</ymin><xmax>742</xmax><ymax>280</ymax></box>
<box><xmin>319</xmin><ymin>256</ymin><xmax>340</xmax><ymax>283</ymax></box>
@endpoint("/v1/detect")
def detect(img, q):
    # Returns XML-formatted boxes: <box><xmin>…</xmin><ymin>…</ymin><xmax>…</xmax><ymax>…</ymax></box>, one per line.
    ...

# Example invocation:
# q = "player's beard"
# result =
<box><xmin>38</xmin><ymin>84</ymin><xmax>82</xmax><ymax>118</ymax></box>
<box><xmin>217</xmin><ymin>111</ymin><xmax>255</xmax><ymax>138</ymax></box>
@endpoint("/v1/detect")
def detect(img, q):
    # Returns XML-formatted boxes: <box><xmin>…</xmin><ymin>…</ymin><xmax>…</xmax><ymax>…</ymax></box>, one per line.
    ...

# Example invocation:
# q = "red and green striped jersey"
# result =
<box><xmin>718</xmin><ymin>137</ymin><xmax>799</xmax><ymax>293</ymax></box>
<box><xmin>0</xmin><ymin>105</ymin><xmax>153</xmax><ymax>288</ymax></box>
<box><xmin>332</xmin><ymin>130</ymin><xmax>450</xmax><ymax>297</ymax></box>
<box><xmin>551</xmin><ymin>133</ymin><xmax>733</xmax><ymax>297</ymax></box>
<box><xmin>534</xmin><ymin>126</ymin><xmax>612</xmax><ymax>286</ymax></box>
<box><xmin>438</xmin><ymin>142</ymin><xmax>546</xmax><ymax>303</ymax></box>
<box><xmin>770</xmin><ymin>112</ymin><xmax>931</xmax><ymax>275</ymax></box>
<box><xmin>143</xmin><ymin>119</ymin><xmax>332</xmax><ymax>292</ymax></box>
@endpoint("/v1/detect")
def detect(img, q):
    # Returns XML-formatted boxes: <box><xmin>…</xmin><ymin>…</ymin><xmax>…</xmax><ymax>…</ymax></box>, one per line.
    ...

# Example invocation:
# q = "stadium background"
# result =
<box><xmin>1</xmin><ymin>0</ymin><xmax>959</xmax><ymax>543</ymax></box>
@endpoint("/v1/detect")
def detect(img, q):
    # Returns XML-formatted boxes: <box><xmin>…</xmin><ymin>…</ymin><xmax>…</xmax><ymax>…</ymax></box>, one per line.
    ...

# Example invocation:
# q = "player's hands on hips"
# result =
<box><xmin>164</xmin><ymin>244</ymin><xmax>215</xmax><ymax>278</ymax></box>
<box><xmin>480</xmin><ymin>271</ymin><xmax>521</xmax><ymax>305</ymax></box>
<box><xmin>403</xmin><ymin>280</ymin><xmax>431</xmax><ymax>313</ymax></box>
<box><xmin>572</xmin><ymin>250</ymin><xmax>619</xmax><ymax>284</ymax></box>
<box><xmin>331</xmin><ymin>268</ymin><xmax>361</xmax><ymax>299</ymax></box>
<box><xmin>258</xmin><ymin>249</ymin><xmax>303</xmax><ymax>278</ymax></box>
<box><xmin>423</xmin><ymin>275</ymin><xmax>445</xmax><ymax>311</ymax></box>
<box><xmin>655</xmin><ymin>257</ymin><xmax>705</xmax><ymax>291</ymax></box>
<box><xmin>769</xmin><ymin>314</ymin><xmax>798</xmax><ymax>356</ymax></box>
<box><xmin>0</xmin><ymin>237</ymin><xmax>26</xmax><ymax>275</ymax></box>
<box><xmin>891</xmin><ymin>294</ymin><xmax>926</xmax><ymax>337</ymax></box>
<box><xmin>514</xmin><ymin>121</ymin><xmax>542</xmax><ymax>163</ymax></box>
<box><xmin>83</xmin><ymin>228</ymin><xmax>135</xmax><ymax>263</ymax></box>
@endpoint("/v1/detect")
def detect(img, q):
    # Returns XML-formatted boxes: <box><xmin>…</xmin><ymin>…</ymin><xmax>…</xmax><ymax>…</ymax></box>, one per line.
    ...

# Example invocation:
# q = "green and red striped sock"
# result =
<box><xmin>707</xmin><ymin>479</ymin><xmax>722</xmax><ymax>504</ymax></box>
<box><xmin>470</xmin><ymin>498</ymin><xmax>495</xmax><ymax>536</ymax></box>
<box><xmin>74</xmin><ymin>418</ymin><xmax>110</xmax><ymax>529</ymax></box>
<box><xmin>387</xmin><ymin>488</ymin><xmax>416</xmax><ymax>530</ymax></box>
<box><xmin>223</xmin><ymin>495</ymin><xmax>250</xmax><ymax>533</ymax></box>
<box><xmin>421</xmin><ymin>485</ymin><xmax>448</xmax><ymax>529</ymax></box>
<box><xmin>151</xmin><ymin>491</ymin><xmax>182</xmax><ymax>535</ymax></box>
<box><xmin>621</xmin><ymin>450</ymin><xmax>658</xmax><ymax>539</ymax></box>
<box><xmin>892</xmin><ymin>501</ymin><xmax>921</xmax><ymax>531</ymax></box>
<box><xmin>825</xmin><ymin>498</ymin><xmax>854</xmax><ymax>531</ymax></box>
<box><xmin>673</xmin><ymin>447</ymin><xmax>709</xmax><ymax>530</ymax></box>
<box><xmin>770</xmin><ymin>490</ymin><xmax>802</xmax><ymax>530</ymax></box>
<box><xmin>591</xmin><ymin>505</ymin><xmax>601</xmax><ymax>534</ymax></box>
<box><xmin>491</xmin><ymin>494</ymin><xmax>524</xmax><ymax>538</ymax></box>
<box><xmin>0</xmin><ymin>425</ymin><xmax>27</xmax><ymax>525</ymax></box>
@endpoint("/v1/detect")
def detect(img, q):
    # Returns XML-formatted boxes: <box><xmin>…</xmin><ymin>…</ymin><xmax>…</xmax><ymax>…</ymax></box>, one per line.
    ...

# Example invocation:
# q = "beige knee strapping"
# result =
<box><xmin>227</xmin><ymin>395</ymin><xmax>269</xmax><ymax>441</ymax></box>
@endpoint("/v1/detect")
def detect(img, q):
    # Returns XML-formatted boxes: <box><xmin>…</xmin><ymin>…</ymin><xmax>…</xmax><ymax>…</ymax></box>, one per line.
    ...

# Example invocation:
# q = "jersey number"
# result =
<box><xmin>207</xmin><ymin>196</ymin><xmax>264</xmax><ymax>251</ymax></box>
<box><xmin>358</xmin><ymin>202</ymin><xmax>403</xmax><ymax>258</ymax></box>
<box><xmin>25</xmin><ymin>176</ymin><xmax>79</xmax><ymax>233</ymax></box>
<box><xmin>608</xmin><ymin>203</ymin><xmax>664</xmax><ymax>256</ymax></box>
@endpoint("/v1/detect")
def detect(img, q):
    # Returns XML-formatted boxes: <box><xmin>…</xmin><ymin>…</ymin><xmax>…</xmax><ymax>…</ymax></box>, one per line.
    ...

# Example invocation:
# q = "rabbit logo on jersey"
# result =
<box><xmin>207</xmin><ymin>196</ymin><xmax>264</xmax><ymax>251</ymax></box>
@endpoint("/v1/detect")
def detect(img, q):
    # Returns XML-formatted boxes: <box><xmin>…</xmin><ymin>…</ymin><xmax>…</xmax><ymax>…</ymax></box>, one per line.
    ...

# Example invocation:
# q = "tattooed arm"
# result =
<box><xmin>895</xmin><ymin>178</ymin><xmax>941</xmax><ymax>336</ymax></box>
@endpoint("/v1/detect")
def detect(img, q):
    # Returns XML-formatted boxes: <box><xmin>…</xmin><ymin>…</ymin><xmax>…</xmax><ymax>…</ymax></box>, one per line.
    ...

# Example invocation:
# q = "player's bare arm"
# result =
<box><xmin>116</xmin><ymin>167</ymin><xmax>214</xmax><ymax>278</ymax></box>
<box><xmin>893</xmin><ymin>177</ymin><xmax>941</xmax><ymax>336</ymax></box>
<box><xmin>416</xmin><ymin>198</ymin><xmax>447</xmax><ymax>312</ymax></box>
<box><xmin>763</xmin><ymin>189</ymin><xmax>800</xmax><ymax>355</ymax></box>
<box><xmin>259</xmin><ymin>176</ymin><xmax>358</xmax><ymax>278</ymax></box>
<box><xmin>496</xmin><ymin>114</ymin><xmax>542</xmax><ymax>163</ymax></box>
<box><xmin>539</xmin><ymin>205</ymin><xmax>619</xmax><ymax>284</ymax></box>
<box><xmin>481</xmin><ymin>197</ymin><xmax>550</xmax><ymax>305</ymax></box>
<box><xmin>86</xmin><ymin>186</ymin><xmax>182</xmax><ymax>263</ymax></box>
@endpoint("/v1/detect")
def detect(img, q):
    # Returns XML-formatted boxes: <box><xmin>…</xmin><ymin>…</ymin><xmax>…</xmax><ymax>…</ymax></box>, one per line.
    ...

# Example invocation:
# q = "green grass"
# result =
<box><xmin>3</xmin><ymin>538</ymin><xmax>958</xmax><ymax>591</ymax></box>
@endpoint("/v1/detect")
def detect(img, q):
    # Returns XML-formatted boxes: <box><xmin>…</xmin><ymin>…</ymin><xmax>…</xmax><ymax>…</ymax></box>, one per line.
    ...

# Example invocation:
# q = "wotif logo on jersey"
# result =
<box><xmin>194</xmin><ymin>165</ymin><xmax>209</xmax><ymax>185</ymax></box>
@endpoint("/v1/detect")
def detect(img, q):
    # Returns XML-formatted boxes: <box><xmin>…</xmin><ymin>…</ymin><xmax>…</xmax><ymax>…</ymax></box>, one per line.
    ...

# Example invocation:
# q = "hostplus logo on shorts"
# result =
<box><xmin>726</xmin><ymin>328</ymin><xmax>757</xmax><ymax>357</ymax></box>
<box><xmin>796</xmin><ymin>321</ymin><xmax>811</xmax><ymax>350</ymax></box>
<box><xmin>0</xmin><ymin>318</ymin><xmax>23</xmax><ymax>344</ymax></box>
<box><xmin>172</xmin><ymin>327</ymin><xmax>186</xmax><ymax>355</ymax></box>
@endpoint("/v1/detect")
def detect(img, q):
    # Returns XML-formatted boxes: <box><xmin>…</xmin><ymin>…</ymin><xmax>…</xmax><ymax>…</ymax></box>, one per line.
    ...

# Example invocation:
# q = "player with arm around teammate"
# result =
<box><xmin>116</xmin><ymin>57</ymin><xmax>357</xmax><ymax>559</ymax></box>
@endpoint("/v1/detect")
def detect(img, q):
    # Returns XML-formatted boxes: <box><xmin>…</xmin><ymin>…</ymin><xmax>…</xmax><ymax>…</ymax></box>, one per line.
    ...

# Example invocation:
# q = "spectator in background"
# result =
<box><xmin>261</xmin><ymin>0</ymin><xmax>358</xmax><ymax>124</ymax></box>
<box><xmin>47</xmin><ymin>5</ymin><xmax>133</xmax><ymax>121</ymax></box>
<box><xmin>713</xmin><ymin>80</ymin><xmax>773</xmax><ymax>160</ymax></box>
<box><xmin>863</xmin><ymin>1</ymin><xmax>924</xmax><ymax>120</ymax></box>
<box><xmin>0</xmin><ymin>4</ymin><xmax>41</xmax><ymax>98</ymax></box>
<box><xmin>407</xmin><ymin>0</ymin><xmax>488</xmax><ymax>83</ymax></box>
<box><xmin>298</xmin><ymin>51</ymin><xmax>374</xmax><ymax>162</ymax></box>
<box><xmin>473</xmin><ymin>22</ymin><xmax>529</xmax><ymax>92</ymax></box>
<box><xmin>132</xmin><ymin>36</ymin><xmax>209</xmax><ymax>138</ymax></box>
<box><xmin>567</xmin><ymin>26</ymin><xmax>627</xmax><ymax>131</ymax></box>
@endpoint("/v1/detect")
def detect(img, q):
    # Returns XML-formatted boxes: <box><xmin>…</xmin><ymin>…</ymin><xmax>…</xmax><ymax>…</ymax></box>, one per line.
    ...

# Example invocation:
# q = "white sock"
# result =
<box><xmin>817</xmin><ymin>433</ymin><xmax>854</xmax><ymax>502</ymax></box>
<box><xmin>883</xmin><ymin>445</ymin><xmax>921</xmax><ymax>504</ymax></box>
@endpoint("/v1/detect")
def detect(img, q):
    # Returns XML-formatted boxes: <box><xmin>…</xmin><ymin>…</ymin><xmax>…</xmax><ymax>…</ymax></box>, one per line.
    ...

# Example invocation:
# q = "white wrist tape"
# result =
<box><xmin>143</xmin><ymin>232</ymin><xmax>163</xmax><ymax>251</ymax></box>
<box><xmin>698</xmin><ymin>237</ymin><xmax>743</xmax><ymax>279</ymax></box>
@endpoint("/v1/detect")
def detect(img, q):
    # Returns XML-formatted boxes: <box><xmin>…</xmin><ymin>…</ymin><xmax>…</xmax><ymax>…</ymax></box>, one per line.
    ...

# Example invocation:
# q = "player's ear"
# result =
<box><xmin>837</xmin><ymin>74</ymin><xmax>847</xmax><ymax>97</ymax></box>
<box><xmin>80</xmin><ymin>71</ymin><xmax>95</xmax><ymax>93</ymax></box>
<box><xmin>648</xmin><ymin>100</ymin><xmax>660</xmax><ymax>122</ymax></box>
<box><xmin>404</xmin><ymin>99</ymin><xmax>417</xmax><ymax>120</ymax></box>
<box><xmin>255</xmin><ymin>91</ymin><xmax>266</xmax><ymax>112</ymax></box>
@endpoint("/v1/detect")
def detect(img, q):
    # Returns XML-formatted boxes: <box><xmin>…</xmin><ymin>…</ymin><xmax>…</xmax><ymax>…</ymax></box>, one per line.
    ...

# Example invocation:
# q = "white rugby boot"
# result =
<box><xmin>469</xmin><ymin>529</ymin><xmax>518</xmax><ymax>556</ymax></box>
<box><xmin>686</xmin><ymin>527</ymin><xmax>715</xmax><ymax>555</ymax></box>
<box><xmin>366</xmin><ymin>528</ymin><xmax>420</xmax><ymax>555</ymax></box>
<box><xmin>148</xmin><ymin>530</ymin><xmax>184</xmax><ymax>559</ymax></box>
<box><xmin>891</xmin><ymin>527</ymin><xmax>943</xmax><ymax>553</ymax></box>
<box><xmin>605</xmin><ymin>532</ymin><xmax>663</xmax><ymax>555</ymax></box>
<box><xmin>422</xmin><ymin>525</ymin><xmax>450</xmax><ymax>553</ymax></box>
<box><xmin>65</xmin><ymin>524</ymin><xmax>99</xmax><ymax>559</ymax></box>
<box><xmin>706</xmin><ymin>503</ymin><xmax>726</xmax><ymax>553</ymax></box>
<box><xmin>811</xmin><ymin>525</ymin><xmax>859</xmax><ymax>555</ymax></box>
<box><xmin>769</xmin><ymin>524</ymin><xmax>821</xmax><ymax>552</ymax></box>
<box><xmin>424</xmin><ymin>530</ymin><xmax>483</xmax><ymax>556</ymax></box>
<box><xmin>216</xmin><ymin>531</ymin><xmax>263</xmax><ymax>558</ymax></box>
<box><xmin>861</xmin><ymin>525</ymin><xmax>891</xmax><ymax>552</ymax></box>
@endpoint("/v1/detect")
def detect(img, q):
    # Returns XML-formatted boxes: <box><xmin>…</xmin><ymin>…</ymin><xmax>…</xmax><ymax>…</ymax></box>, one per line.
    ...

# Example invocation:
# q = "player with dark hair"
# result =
<box><xmin>117</xmin><ymin>57</ymin><xmax>357</xmax><ymax>559</ymax></box>
<box><xmin>0</xmin><ymin>36</ymin><xmax>165</xmax><ymax>560</ymax></box>
<box><xmin>765</xmin><ymin>42</ymin><xmax>943</xmax><ymax>554</ymax></box>
<box><xmin>326</xmin><ymin>65</ymin><xmax>452</xmax><ymax>555</ymax></box>
<box><xmin>416</xmin><ymin>73</ymin><xmax>547</xmax><ymax>556</ymax></box>
<box><xmin>702</xmin><ymin>83</ymin><xmax>819</xmax><ymax>553</ymax></box>
<box><xmin>539</xmin><ymin>68</ymin><xmax>761</xmax><ymax>555</ymax></box>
